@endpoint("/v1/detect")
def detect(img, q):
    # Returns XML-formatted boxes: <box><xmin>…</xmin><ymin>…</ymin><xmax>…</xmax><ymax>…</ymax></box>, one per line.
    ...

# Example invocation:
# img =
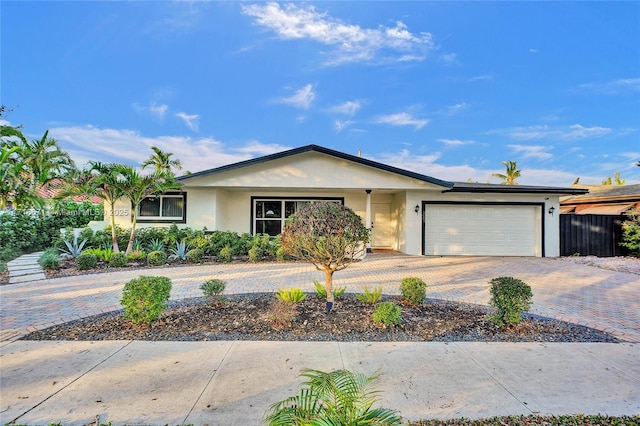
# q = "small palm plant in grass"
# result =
<box><xmin>263</xmin><ymin>368</ymin><xmax>402</xmax><ymax>426</ymax></box>
<box><xmin>313</xmin><ymin>279</ymin><xmax>346</xmax><ymax>300</ymax></box>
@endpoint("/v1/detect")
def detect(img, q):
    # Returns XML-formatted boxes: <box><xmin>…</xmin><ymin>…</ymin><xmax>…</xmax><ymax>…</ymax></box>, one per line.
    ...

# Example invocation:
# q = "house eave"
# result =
<box><xmin>446</xmin><ymin>182</ymin><xmax>589</xmax><ymax>195</ymax></box>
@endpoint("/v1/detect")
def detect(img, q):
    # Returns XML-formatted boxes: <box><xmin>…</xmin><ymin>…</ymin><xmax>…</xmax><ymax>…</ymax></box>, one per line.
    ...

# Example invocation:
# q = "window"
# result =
<box><xmin>139</xmin><ymin>193</ymin><xmax>186</xmax><ymax>222</ymax></box>
<box><xmin>253</xmin><ymin>197</ymin><xmax>342</xmax><ymax>236</ymax></box>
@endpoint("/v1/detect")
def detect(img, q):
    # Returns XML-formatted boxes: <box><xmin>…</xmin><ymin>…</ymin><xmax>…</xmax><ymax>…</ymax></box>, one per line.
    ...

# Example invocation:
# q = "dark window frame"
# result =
<box><xmin>250</xmin><ymin>196</ymin><xmax>344</xmax><ymax>235</ymax></box>
<box><xmin>137</xmin><ymin>192</ymin><xmax>187</xmax><ymax>224</ymax></box>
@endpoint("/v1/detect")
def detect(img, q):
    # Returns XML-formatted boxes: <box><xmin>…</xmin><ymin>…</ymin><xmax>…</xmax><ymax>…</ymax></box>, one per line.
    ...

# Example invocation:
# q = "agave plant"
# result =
<box><xmin>263</xmin><ymin>369</ymin><xmax>402</xmax><ymax>426</ymax></box>
<box><xmin>146</xmin><ymin>238</ymin><xmax>165</xmax><ymax>253</ymax></box>
<box><xmin>59</xmin><ymin>236</ymin><xmax>88</xmax><ymax>258</ymax></box>
<box><xmin>169</xmin><ymin>240</ymin><xmax>189</xmax><ymax>261</ymax></box>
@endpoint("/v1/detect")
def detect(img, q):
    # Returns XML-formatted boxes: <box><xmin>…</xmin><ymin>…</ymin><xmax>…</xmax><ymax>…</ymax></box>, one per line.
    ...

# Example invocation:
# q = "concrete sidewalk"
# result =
<box><xmin>1</xmin><ymin>341</ymin><xmax>638</xmax><ymax>425</ymax></box>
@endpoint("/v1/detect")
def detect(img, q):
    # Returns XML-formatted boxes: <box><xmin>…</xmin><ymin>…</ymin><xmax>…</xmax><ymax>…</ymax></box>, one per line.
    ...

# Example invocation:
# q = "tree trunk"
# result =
<box><xmin>324</xmin><ymin>268</ymin><xmax>334</xmax><ymax>311</ymax></box>
<box><xmin>125</xmin><ymin>214</ymin><xmax>136</xmax><ymax>255</ymax></box>
<box><xmin>109</xmin><ymin>203</ymin><xmax>120</xmax><ymax>253</ymax></box>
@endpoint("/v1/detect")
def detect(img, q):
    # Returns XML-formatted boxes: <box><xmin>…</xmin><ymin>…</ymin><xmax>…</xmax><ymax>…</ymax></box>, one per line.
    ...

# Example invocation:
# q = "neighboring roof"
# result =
<box><xmin>446</xmin><ymin>181</ymin><xmax>589</xmax><ymax>195</ymax></box>
<box><xmin>561</xmin><ymin>184</ymin><xmax>640</xmax><ymax>204</ymax></box>
<box><xmin>178</xmin><ymin>144</ymin><xmax>454</xmax><ymax>188</ymax></box>
<box><xmin>38</xmin><ymin>179</ymin><xmax>103</xmax><ymax>204</ymax></box>
<box><xmin>573</xmin><ymin>203</ymin><xmax>639</xmax><ymax>215</ymax></box>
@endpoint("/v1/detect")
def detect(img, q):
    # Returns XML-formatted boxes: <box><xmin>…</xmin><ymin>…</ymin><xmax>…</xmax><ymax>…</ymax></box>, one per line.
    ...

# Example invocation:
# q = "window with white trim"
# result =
<box><xmin>139</xmin><ymin>193</ymin><xmax>185</xmax><ymax>222</ymax></box>
<box><xmin>253</xmin><ymin>198</ymin><xmax>342</xmax><ymax>236</ymax></box>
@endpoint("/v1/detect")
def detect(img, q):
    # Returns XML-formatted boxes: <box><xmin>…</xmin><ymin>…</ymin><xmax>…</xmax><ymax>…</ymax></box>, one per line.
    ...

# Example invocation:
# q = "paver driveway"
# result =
<box><xmin>1</xmin><ymin>253</ymin><xmax>639</xmax><ymax>343</ymax></box>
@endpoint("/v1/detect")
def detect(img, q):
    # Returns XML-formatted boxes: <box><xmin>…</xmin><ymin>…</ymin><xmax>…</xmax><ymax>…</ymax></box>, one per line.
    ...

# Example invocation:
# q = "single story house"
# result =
<box><xmin>560</xmin><ymin>184</ymin><xmax>640</xmax><ymax>215</ymax></box>
<box><xmin>106</xmin><ymin>145</ymin><xmax>587</xmax><ymax>257</ymax></box>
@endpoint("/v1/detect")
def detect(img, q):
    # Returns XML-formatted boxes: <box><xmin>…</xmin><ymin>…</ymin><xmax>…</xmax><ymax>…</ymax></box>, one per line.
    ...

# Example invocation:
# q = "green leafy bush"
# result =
<box><xmin>620</xmin><ymin>209</ymin><xmax>640</xmax><ymax>255</ymax></box>
<box><xmin>276</xmin><ymin>288</ymin><xmax>307</xmax><ymax>304</ymax></box>
<box><xmin>356</xmin><ymin>286</ymin><xmax>383</xmax><ymax>304</ymax></box>
<box><xmin>217</xmin><ymin>245</ymin><xmax>233</xmax><ymax>263</ymax></box>
<box><xmin>38</xmin><ymin>248</ymin><xmax>60</xmax><ymax>270</ymax></box>
<box><xmin>313</xmin><ymin>279</ymin><xmax>346</xmax><ymax>299</ymax></box>
<box><xmin>489</xmin><ymin>276</ymin><xmax>533</xmax><ymax>327</ymax></box>
<box><xmin>75</xmin><ymin>253</ymin><xmax>97</xmax><ymax>270</ymax></box>
<box><xmin>83</xmin><ymin>248</ymin><xmax>113</xmax><ymax>262</ymax></box>
<box><xmin>147</xmin><ymin>250</ymin><xmax>167</xmax><ymax>266</ymax></box>
<box><xmin>264</xmin><ymin>368</ymin><xmax>401</xmax><ymax>425</ymax></box>
<box><xmin>248</xmin><ymin>245</ymin><xmax>263</xmax><ymax>262</ymax></box>
<box><xmin>200</xmin><ymin>278</ymin><xmax>226</xmax><ymax>301</ymax></box>
<box><xmin>120</xmin><ymin>276</ymin><xmax>172</xmax><ymax>325</ymax></box>
<box><xmin>276</xmin><ymin>246</ymin><xmax>287</xmax><ymax>261</ymax></box>
<box><xmin>109</xmin><ymin>252</ymin><xmax>128</xmax><ymax>268</ymax></box>
<box><xmin>372</xmin><ymin>302</ymin><xmax>402</xmax><ymax>326</ymax></box>
<box><xmin>400</xmin><ymin>276</ymin><xmax>426</xmax><ymax>305</ymax></box>
<box><xmin>186</xmin><ymin>248</ymin><xmax>204</xmax><ymax>264</ymax></box>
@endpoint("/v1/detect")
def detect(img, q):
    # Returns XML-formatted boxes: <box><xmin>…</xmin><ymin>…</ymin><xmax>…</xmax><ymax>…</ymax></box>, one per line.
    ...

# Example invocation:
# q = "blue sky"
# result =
<box><xmin>2</xmin><ymin>1</ymin><xmax>639</xmax><ymax>186</ymax></box>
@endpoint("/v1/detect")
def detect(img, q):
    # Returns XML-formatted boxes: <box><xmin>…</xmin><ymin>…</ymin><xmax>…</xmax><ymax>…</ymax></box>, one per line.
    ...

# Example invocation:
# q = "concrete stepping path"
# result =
<box><xmin>6</xmin><ymin>252</ymin><xmax>45</xmax><ymax>284</ymax></box>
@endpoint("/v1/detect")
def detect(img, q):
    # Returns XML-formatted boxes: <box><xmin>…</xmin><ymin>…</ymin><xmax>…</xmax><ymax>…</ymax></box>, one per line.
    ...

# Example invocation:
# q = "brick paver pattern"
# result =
<box><xmin>1</xmin><ymin>253</ymin><xmax>638</xmax><ymax>343</ymax></box>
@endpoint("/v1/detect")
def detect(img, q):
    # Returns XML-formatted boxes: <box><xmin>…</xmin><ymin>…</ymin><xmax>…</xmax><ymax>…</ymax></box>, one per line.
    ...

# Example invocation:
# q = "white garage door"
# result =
<box><xmin>424</xmin><ymin>204</ymin><xmax>541</xmax><ymax>256</ymax></box>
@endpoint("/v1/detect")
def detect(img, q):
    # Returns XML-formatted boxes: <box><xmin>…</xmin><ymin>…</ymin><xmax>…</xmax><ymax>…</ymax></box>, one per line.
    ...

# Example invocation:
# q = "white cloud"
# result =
<box><xmin>47</xmin><ymin>125</ymin><xmax>288</xmax><ymax>174</ymax></box>
<box><xmin>446</xmin><ymin>102</ymin><xmax>469</xmax><ymax>116</ymax></box>
<box><xmin>467</xmin><ymin>74</ymin><xmax>493</xmax><ymax>82</ymax></box>
<box><xmin>507</xmin><ymin>144</ymin><xmax>553</xmax><ymax>161</ymax></box>
<box><xmin>577</xmin><ymin>77</ymin><xmax>640</xmax><ymax>95</ymax></box>
<box><xmin>241</xmin><ymin>2</ymin><xmax>436</xmax><ymax>65</ymax></box>
<box><xmin>492</xmin><ymin>124</ymin><xmax>613</xmax><ymax>141</ymax></box>
<box><xmin>329</xmin><ymin>100</ymin><xmax>361</xmax><ymax>116</ymax></box>
<box><xmin>175</xmin><ymin>112</ymin><xmax>200</xmax><ymax>131</ymax></box>
<box><xmin>278</xmin><ymin>84</ymin><xmax>316</xmax><ymax>110</ymax></box>
<box><xmin>438</xmin><ymin>138</ymin><xmax>474</xmax><ymax>146</ymax></box>
<box><xmin>529</xmin><ymin>48</ymin><xmax>540</xmax><ymax>53</ymax></box>
<box><xmin>133</xmin><ymin>102</ymin><xmax>168</xmax><ymax>120</ymax></box>
<box><xmin>334</xmin><ymin>120</ymin><xmax>353</xmax><ymax>132</ymax></box>
<box><xmin>374</xmin><ymin>112</ymin><xmax>429</xmax><ymax>130</ymax></box>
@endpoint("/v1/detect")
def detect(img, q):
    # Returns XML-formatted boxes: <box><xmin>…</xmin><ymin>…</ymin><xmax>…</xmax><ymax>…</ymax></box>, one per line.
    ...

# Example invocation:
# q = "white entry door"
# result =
<box><xmin>372</xmin><ymin>203</ymin><xmax>394</xmax><ymax>248</ymax></box>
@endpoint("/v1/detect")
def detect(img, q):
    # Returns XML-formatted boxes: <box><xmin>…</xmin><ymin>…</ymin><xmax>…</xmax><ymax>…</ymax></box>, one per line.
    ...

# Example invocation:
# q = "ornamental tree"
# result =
<box><xmin>281</xmin><ymin>202</ymin><xmax>369</xmax><ymax>311</ymax></box>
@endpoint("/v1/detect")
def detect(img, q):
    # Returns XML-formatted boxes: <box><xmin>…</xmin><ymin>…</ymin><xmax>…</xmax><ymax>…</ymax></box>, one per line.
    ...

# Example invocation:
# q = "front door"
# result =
<box><xmin>371</xmin><ymin>203</ymin><xmax>393</xmax><ymax>248</ymax></box>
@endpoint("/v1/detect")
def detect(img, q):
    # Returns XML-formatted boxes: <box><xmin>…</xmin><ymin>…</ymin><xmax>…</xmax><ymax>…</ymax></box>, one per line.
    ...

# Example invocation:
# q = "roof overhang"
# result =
<box><xmin>445</xmin><ymin>182</ymin><xmax>589</xmax><ymax>195</ymax></box>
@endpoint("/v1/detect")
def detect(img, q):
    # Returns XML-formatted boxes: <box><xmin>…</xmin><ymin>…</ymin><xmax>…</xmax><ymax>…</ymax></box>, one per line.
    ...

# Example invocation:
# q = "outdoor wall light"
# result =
<box><xmin>548</xmin><ymin>206</ymin><xmax>555</xmax><ymax>216</ymax></box>
<box><xmin>415</xmin><ymin>204</ymin><xmax>420</xmax><ymax>214</ymax></box>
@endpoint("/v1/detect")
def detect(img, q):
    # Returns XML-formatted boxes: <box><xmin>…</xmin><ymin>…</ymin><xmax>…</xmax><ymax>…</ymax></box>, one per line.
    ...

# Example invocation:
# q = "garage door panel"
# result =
<box><xmin>424</xmin><ymin>204</ymin><xmax>541</xmax><ymax>257</ymax></box>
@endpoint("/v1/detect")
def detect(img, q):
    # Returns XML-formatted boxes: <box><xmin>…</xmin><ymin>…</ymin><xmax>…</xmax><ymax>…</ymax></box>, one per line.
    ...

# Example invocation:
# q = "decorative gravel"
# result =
<box><xmin>21</xmin><ymin>293</ymin><xmax>620</xmax><ymax>343</ymax></box>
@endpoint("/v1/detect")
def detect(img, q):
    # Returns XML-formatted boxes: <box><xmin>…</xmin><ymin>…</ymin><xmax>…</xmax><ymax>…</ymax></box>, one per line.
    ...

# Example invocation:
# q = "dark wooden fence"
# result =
<box><xmin>560</xmin><ymin>214</ymin><xmax>630</xmax><ymax>257</ymax></box>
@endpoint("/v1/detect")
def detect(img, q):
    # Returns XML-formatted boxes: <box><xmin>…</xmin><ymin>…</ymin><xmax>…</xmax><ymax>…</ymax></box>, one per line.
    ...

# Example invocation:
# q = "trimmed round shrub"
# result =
<box><xmin>75</xmin><ymin>253</ymin><xmax>97</xmax><ymax>270</ymax></box>
<box><xmin>109</xmin><ymin>252</ymin><xmax>128</xmax><ymax>268</ymax></box>
<box><xmin>120</xmin><ymin>275</ymin><xmax>172</xmax><ymax>325</ymax></box>
<box><xmin>200</xmin><ymin>278</ymin><xmax>226</xmax><ymax>300</ymax></box>
<box><xmin>147</xmin><ymin>250</ymin><xmax>167</xmax><ymax>266</ymax></box>
<box><xmin>218</xmin><ymin>245</ymin><xmax>232</xmax><ymax>263</ymax></box>
<box><xmin>186</xmin><ymin>248</ymin><xmax>204</xmax><ymax>264</ymax></box>
<box><xmin>248</xmin><ymin>245</ymin><xmax>263</xmax><ymax>262</ymax></box>
<box><xmin>38</xmin><ymin>249</ymin><xmax>60</xmax><ymax>270</ymax></box>
<box><xmin>489</xmin><ymin>276</ymin><xmax>533</xmax><ymax>327</ymax></box>
<box><xmin>372</xmin><ymin>301</ymin><xmax>402</xmax><ymax>326</ymax></box>
<box><xmin>400</xmin><ymin>276</ymin><xmax>426</xmax><ymax>305</ymax></box>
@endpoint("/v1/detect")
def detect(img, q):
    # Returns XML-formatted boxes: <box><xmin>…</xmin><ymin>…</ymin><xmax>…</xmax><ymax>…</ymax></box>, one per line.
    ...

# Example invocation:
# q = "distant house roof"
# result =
<box><xmin>38</xmin><ymin>179</ymin><xmax>103</xmax><ymax>204</ymax></box>
<box><xmin>560</xmin><ymin>184</ymin><xmax>640</xmax><ymax>215</ymax></box>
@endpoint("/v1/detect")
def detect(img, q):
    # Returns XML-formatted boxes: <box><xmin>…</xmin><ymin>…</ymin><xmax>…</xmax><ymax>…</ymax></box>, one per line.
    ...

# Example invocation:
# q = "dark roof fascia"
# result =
<box><xmin>178</xmin><ymin>144</ymin><xmax>454</xmax><ymax>188</ymax></box>
<box><xmin>446</xmin><ymin>182</ymin><xmax>589</xmax><ymax>195</ymax></box>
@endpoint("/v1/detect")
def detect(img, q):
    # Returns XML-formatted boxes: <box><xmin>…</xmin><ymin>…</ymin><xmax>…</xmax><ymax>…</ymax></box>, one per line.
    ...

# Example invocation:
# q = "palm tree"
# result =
<box><xmin>114</xmin><ymin>165</ymin><xmax>181</xmax><ymax>254</ymax></box>
<box><xmin>141</xmin><ymin>146</ymin><xmax>182</xmax><ymax>176</ymax></box>
<box><xmin>0</xmin><ymin>145</ymin><xmax>24</xmax><ymax>210</ymax></box>
<box><xmin>264</xmin><ymin>368</ymin><xmax>402</xmax><ymax>425</ymax></box>
<box><xmin>491</xmin><ymin>160</ymin><xmax>521</xmax><ymax>185</ymax></box>
<box><xmin>56</xmin><ymin>162</ymin><xmax>127</xmax><ymax>252</ymax></box>
<box><xmin>20</xmin><ymin>130</ymin><xmax>76</xmax><ymax>194</ymax></box>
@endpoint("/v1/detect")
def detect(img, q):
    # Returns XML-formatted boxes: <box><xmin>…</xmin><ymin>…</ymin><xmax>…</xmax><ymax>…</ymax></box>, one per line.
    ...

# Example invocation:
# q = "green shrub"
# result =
<box><xmin>372</xmin><ymin>302</ymin><xmax>402</xmax><ymax>326</ymax></box>
<box><xmin>0</xmin><ymin>246</ymin><xmax>22</xmax><ymax>263</ymax></box>
<box><xmin>276</xmin><ymin>288</ymin><xmax>307</xmax><ymax>304</ymax></box>
<box><xmin>356</xmin><ymin>286</ymin><xmax>383</xmax><ymax>304</ymax></box>
<box><xmin>127</xmin><ymin>249</ymin><xmax>146</xmax><ymax>262</ymax></box>
<box><xmin>120</xmin><ymin>276</ymin><xmax>172</xmax><ymax>325</ymax></box>
<box><xmin>276</xmin><ymin>246</ymin><xmax>287</xmax><ymax>261</ymax></box>
<box><xmin>218</xmin><ymin>245</ymin><xmax>233</xmax><ymax>263</ymax></box>
<box><xmin>400</xmin><ymin>276</ymin><xmax>426</xmax><ymax>305</ymax></box>
<box><xmin>489</xmin><ymin>276</ymin><xmax>533</xmax><ymax>327</ymax></box>
<box><xmin>313</xmin><ymin>279</ymin><xmax>346</xmax><ymax>299</ymax></box>
<box><xmin>0</xmin><ymin>261</ymin><xmax>6</xmax><ymax>273</ymax></box>
<box><xmin>38</xmin><ymin>248</ymin><xmax>60</xmax><ymax>270</ymax></box>
<box><xmin>75</xmin><ymin>253</ymin><xmax>97</xmax><ymax>270</ymax></box>
<box><xmin>200</xmin><ymin>278</ymin><xmax>226</xmax><ymax>301</ymax></box>
<box><xmin>147</xmin><ymin>250</ymin><xmax>167</xmax><ymax>266</ymax></box>
<box><xmin>186</xmin><ymin>248</ymin><xmax>204</xmax><ymax>264</ymax></box>
<box><xmin>620</xmin><ymin>209</ymin><xmax>640</xmax><ymax>255</ymax></box>
<box><xmin>109</xmin><ymin>252</ymin><xmax>128</xmax><ymax>268</ymax></box>
<box><xmin>248</xmin><ymin>245</ymin><xmax>263</xmax><ymax>262</ymax></box>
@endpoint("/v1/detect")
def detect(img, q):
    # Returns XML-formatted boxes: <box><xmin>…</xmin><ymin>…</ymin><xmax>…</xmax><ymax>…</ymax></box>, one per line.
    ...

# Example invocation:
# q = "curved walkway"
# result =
<box><xmin>1</xmin><ymin>254</ymin><xmax>639</xmax><ymax>424</ymax></box>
